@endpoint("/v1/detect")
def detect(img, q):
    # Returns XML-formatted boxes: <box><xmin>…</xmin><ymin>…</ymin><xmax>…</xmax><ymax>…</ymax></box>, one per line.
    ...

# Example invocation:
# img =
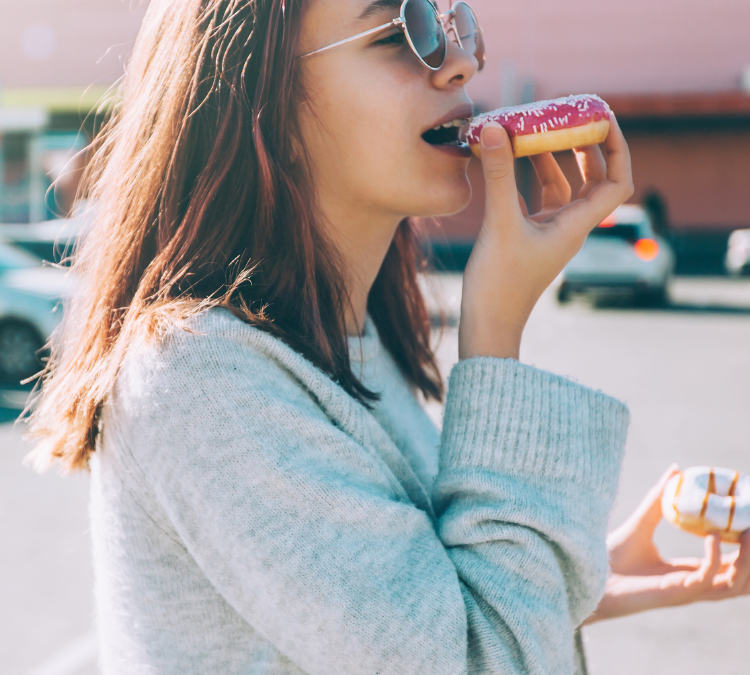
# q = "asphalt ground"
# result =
<box><xmin>2</xmin><ymin>275</ymin><xmax>750</xmax><ymax>674</ymax></box>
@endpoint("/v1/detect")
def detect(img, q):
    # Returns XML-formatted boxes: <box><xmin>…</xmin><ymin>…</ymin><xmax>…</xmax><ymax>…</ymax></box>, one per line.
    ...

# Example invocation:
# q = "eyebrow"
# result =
<box><xmin>357</xmin><ymin>0</ymin><xmax>403</xmax><ymax>22</ymax></box>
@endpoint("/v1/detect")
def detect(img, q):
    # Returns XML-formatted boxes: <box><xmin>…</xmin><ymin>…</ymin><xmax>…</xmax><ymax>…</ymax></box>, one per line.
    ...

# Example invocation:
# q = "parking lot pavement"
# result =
<box><xmin>0</xmin><ymin>422</ymin><xmax>97</xmax><ymax>675</ymax></box>
<box><xmin>2</xmin><ymin>275</ymin><xmax>749</xmax><ymax>674</ymax></box>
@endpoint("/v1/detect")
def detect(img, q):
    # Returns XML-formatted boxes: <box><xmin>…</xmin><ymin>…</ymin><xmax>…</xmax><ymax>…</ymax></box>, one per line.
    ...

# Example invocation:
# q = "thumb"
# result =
<box><xmin>609</xmin><ymin>464</ymin><xmax>680</xmax><ymax>549</ymax></box>
<box><xmin>480</xmin><ymin>123</ymin><xmax>522</xmax><ymax>223</ymax></box>
<box><xmin>630</xmin><ymin>464</ymin><xmax>681</xmax><ymax>532</ymax></box>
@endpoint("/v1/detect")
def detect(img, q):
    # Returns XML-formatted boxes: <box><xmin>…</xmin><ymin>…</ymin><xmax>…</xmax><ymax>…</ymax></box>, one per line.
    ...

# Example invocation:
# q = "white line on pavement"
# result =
<box><xmin>28</xmin><ymin>631</ymin><xmax>98</xmax><ymax>675</ymax></box>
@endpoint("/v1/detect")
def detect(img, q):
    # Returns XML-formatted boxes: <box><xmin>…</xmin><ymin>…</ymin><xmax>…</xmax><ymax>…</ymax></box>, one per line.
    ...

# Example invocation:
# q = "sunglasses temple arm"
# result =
<box><xmin>298</xmin><ymin>19</ymin><xmax>402</xmax><ymax>58</ymax></box>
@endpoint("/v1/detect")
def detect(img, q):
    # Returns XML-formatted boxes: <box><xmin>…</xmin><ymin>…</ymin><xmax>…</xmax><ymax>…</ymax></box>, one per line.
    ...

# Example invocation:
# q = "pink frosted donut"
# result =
<box><xmin>662</xmin><ymin>466</ymin><xmax>750</xmax><ymax>544</ymax></box>
<box><xmin>466</xmin><ymin>94</ymin><xmax>612</xmax><ymax>159</ymax></box>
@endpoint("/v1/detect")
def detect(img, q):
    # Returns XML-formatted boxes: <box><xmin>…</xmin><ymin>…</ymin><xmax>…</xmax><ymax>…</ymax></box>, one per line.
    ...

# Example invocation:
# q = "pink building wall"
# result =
<box><xmin>0</xmin><ymin>0</ymin><xmax>147</xmax><ymax>90</ymax></box>
<box><xmin>1</xmin><ymin>0</ymin><xmax>748</xmax><ymax>97</ymax></box>
<box><xmin>464</xmin><ymin>0</ymin><xmax>750</xmax><ymax>108</ymax></box>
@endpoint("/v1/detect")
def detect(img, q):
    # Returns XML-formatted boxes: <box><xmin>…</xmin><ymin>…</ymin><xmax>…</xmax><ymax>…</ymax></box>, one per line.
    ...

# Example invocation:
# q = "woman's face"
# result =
<box><xmin>297</xmin><ymin>0</ymin><xmax>479</xmax><ymax>223</ymax></box>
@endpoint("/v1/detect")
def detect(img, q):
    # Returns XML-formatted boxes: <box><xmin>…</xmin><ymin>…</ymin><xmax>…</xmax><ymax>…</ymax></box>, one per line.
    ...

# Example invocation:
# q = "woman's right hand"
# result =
<box><xmin>459</xmin><ymin>115</ymin><xmax>634</xmax><ymax>360</ymax></box>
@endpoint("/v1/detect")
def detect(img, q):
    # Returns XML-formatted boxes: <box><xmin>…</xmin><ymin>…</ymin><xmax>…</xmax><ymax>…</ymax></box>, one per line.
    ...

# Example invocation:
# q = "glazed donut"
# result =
<box><xmin>662</xmin><ymin>466</ymin><xmax>750</xmax><ymax>543</ymax></box>
<box><xmin>466</xmin><ymin>94</ymin><xmax>611</xmax><ymax>159</ymax></box>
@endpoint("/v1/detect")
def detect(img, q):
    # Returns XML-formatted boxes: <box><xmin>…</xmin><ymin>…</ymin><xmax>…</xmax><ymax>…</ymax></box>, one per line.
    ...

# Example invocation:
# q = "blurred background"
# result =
<box><xmin>1</xmin><ymin>1</ymin><xmax>749</xmax><ymax>673</ymax></box>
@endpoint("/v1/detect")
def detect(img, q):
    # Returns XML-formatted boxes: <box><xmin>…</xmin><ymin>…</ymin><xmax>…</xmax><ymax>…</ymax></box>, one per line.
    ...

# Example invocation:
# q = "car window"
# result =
<box><xmin>0</xmin><ymin>242</ymin><xmax>44</xmax><ymax>271</ymax></box>
<box><xmin>589</xmin><ymin>224</ymin><xmax>641</xmax><ymax>244</ymax></box>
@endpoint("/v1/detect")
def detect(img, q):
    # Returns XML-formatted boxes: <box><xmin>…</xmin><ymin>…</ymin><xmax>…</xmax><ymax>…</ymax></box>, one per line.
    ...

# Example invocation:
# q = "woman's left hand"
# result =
<box><xmin>585</xmin><ymin>465</ymin><xmax>750</xmax><ymax>624</ymax></box>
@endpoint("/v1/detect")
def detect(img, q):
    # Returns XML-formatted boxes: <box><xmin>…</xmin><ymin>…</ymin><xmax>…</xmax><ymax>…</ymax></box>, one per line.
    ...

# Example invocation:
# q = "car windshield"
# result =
<box><xmin>0</xmin><ymin>241</ymin><xmax>44</xmax><ymax>271</ymax></box>
<box><xmin>589</xmin><ymin>224</ymin><xmax>642</xmax><ymax>244</ymax></box>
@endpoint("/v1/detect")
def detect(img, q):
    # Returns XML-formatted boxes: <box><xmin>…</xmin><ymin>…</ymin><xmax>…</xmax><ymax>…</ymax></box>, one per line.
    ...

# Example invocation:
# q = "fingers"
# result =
<box><xmin>529</xmin><ymin>153</ymin><xmax>572</xmax><ymax>210</ymax></box>
<box><xmin>546</xmin><ymin>114</ymin><xmax>634</xmax><ymax>240</ymax></box>
<box><xmin>517</xmin><ymin>191</ymin><xmax>530</xmax><ymax>217</ymax></box>
<box><xmin>480</xmin><ymin>123</ymin><xmax>524</xmax><ymax>228</ymax></box>
<box><xmin>666</xmin><ymin>531</ymin><xmax>750</xmax><ymax>603</ymax></box>
<box><xmin>717</xmin><ymin>529</ymin><xmax>750</xmax><ymax>592</ymax></box>
<box><xmin>603</xmin><ymin>532</ymin><xmax>750</xmax><ymax>618</ymax></box>
<box><xmin>601</xmin><ymin>114</ymin><xmax>634</xmax><ymax>190</ymax></box>
<box><xmin>574</xmin><ymin>144</ymin><xmax>607</xmax><ymax>183</ymax></box>
<box><xmin>683</xmin><ymin>535</ymin><xmax>722</xmax><ymax>593</ymax></box>
<box><xmin>634</xmin><ymin>464</ymin><xmax>680</xmax><ymax>530</ymax></box>
<box><xmin>573</xmin><ymin>144</ymin><xmax>607</xmax><ymax>200</ymax></box>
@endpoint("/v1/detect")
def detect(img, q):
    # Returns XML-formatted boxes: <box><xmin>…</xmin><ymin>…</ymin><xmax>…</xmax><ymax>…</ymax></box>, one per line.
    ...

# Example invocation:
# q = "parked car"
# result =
<box><xmin>725</xmin><ymin>229</ymin><xmax>750</xmax><ymax>276</ymax></box>
<box><xmin>558</xmin><ymin>204</ymin><xmax>675</xmax><ymax>306</ymax></box>
<box><xmin>0</xmin><ymin>240</ymin><xmax>74</xmax><ymax>382</ymax></box>
<box><xmin>0</xmin><ymin>213</ymin><xmax>88</xmax><ymax>266</ymax></box>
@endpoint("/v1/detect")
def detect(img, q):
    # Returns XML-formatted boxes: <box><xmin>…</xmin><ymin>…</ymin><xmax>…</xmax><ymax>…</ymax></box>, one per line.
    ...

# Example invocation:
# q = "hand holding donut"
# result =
<box><xmin>458</xmin><ymin>105</ymin><xmax>633</xmax><ymax>360</ymax></box>
<box><xmin>585</xmin><ymin>466</ymin><xmax>750</xmax><ymax>624</ymax></box>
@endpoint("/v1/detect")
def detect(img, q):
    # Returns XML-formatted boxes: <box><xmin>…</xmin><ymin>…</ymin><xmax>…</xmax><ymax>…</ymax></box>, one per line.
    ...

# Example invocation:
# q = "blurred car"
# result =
<box><xmin>0</xmin><ymin>240</ymin><xmax>74</xmax><ymax>382</ymax></box>
<box><xmin>725</xmin><ymin>229</ymin><xmax>750</xmax><ymax>276</ymax></box>
<box><xmin>558</xmin><ymin>204</ymin><xmax>675</xmax><ymax>305</ymax></box>
<box><xmin>0</xmin><ymin>212</ymin><xmax>88</xmax><ymax>266</ymax></box>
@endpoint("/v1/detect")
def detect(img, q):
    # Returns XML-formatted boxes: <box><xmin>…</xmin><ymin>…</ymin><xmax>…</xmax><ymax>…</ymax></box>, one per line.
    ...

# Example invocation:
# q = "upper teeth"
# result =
<box><xmin>433</xmin><ymin>118</ymin><xmax>470</xmax><ymax>131</ymax></box>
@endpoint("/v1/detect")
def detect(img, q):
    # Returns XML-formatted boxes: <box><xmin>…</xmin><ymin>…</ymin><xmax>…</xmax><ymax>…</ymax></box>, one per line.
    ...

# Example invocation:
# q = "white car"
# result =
<box><xmin>0</xmin><ymin>241</ymin><xmax>74</xmax><ymax>382</ymax></box>
<box><xmin>725</xmin><ymin>229</ymin><xmax>750</xmax><ymax>276</ymax></box>
<box><xmin>558</xmin><ymin>204</ymin><xmax>675</xmax><ymax>305</ymax></box>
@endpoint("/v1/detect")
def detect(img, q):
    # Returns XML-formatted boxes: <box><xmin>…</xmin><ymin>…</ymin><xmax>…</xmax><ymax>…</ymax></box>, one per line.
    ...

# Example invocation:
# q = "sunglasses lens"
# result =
<box><xmin>453</xmin><ymin>2</ymin><xmax>486</xmax><ymax>71</ymax></box>
<box><xmin>403</xmin><ymin>0</ymin><xmax>447</xmax><ymax>69</ymax></box>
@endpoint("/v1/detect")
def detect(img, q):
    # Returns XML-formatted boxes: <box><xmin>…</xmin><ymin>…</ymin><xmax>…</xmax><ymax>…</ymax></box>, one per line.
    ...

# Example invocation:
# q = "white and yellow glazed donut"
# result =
<box><xmin>466</xmin><ymin>94</ymin><xmax>612</xmax><ymax>159</ymax></box>
<box><xmin>662</xmin><ymin>467</ymin><xmax>750</xmax><ymax>543</ymax></box>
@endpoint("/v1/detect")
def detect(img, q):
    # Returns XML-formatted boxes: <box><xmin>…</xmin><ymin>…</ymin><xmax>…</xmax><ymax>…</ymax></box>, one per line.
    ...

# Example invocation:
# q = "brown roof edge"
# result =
<box><xmin>601</xmin><ymin>91</ymin><xmax>750</xmax><ymax>119</ymax></box>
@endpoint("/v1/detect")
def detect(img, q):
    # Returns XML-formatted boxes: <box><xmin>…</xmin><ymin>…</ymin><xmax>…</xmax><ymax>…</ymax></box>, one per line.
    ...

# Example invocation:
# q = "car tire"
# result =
<box><xmin>0</xmin><ymin>321</ymin><xmax>45</xmax><ymax>383</ymax></box>
<box><xmin>557</xmin><ymin>284</ymin><xmax>572</xmax><ymax>304</ymax></box>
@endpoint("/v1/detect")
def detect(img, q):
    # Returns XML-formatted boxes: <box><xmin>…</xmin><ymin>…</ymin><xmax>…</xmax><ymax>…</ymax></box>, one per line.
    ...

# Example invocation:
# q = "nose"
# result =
<box><xmin>430</xmin><ymin>35</ymin><xmax>478</xmax><ymax>88</ymax></box>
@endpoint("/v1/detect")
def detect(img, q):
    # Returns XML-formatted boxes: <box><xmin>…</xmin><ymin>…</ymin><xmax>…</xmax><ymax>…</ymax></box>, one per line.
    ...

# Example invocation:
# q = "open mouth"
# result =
<box><xmin>422</xmin><ymin>118</ymin><xmax>471</xmax><ymax>147</ymax></box>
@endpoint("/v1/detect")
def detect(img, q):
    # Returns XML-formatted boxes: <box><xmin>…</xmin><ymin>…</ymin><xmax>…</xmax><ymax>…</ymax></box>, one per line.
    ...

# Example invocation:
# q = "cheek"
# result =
<box><xmin>300</xmin><ymin>60</ymin><xmax>471</xmax><ymax>216</ymax></box>
<box><xmin>305</xmin><ymin>64</ymin><xmax>414</xmax><ymax>165</ymax></box>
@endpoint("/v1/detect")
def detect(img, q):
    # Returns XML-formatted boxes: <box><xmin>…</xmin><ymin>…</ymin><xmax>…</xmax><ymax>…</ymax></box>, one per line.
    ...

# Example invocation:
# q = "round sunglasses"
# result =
<box><xmin>299</xmin><ymin>0</ymin><xmax>486</xmax><ymax>72</ymax></box>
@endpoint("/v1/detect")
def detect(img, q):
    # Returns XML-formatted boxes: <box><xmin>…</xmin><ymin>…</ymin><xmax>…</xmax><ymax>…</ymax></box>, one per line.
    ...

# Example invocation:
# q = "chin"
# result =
<box><xmin>418</xmin><ymin>173</ymin><xmax>472</xmax><ymax>218</ymax></box>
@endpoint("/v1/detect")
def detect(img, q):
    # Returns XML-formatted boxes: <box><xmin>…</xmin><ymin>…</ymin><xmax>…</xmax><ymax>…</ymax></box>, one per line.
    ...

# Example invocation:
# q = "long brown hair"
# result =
<box><xmin>27</xmin><ymin>0</ymin><xmax>443</xmax><ymax>473</ymax></box>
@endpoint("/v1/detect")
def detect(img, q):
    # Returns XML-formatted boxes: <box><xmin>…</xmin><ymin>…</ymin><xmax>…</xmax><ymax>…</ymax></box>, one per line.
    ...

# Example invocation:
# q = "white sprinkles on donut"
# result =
<box><xmin>467</xmin><ymin>94</ymin><xmax>612</xmax><ymax>159</ymax></box>
<box><xmin>662</xmin><ymin>466</ymin><xmax>750</xmax><ymax>543</ymax></box>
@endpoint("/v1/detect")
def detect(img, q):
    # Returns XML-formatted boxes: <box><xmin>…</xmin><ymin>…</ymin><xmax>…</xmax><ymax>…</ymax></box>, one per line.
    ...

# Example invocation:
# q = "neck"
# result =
<box><xmin>318</xmin><ymin>197</ymin><xmax>403</xmax><ymax>338</ymax></box>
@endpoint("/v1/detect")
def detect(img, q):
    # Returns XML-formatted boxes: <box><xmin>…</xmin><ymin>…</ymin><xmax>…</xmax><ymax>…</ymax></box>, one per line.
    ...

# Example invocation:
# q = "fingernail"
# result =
<box><xmin>482</xmin><ymin>123</ymin><xmax>506</xmax><ymax>149</ymax></box>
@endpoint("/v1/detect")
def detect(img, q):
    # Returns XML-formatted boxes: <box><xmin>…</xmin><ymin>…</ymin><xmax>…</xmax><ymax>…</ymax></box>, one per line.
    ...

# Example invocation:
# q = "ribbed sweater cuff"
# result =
<box><xmin>441</xmin><ymin>358</ymin><xmax>629</xmax><ymax>498</ymax></box>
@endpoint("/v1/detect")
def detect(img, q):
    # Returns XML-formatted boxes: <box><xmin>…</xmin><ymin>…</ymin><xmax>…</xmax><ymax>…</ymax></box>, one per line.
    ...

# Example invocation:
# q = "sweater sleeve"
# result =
<box><xmin>112</xmin><ymin>328</ymin><xmax>628</xmax><ymax>675</ymax></box>
<box><xmin>435</xmin><ymin>358</ymin><xmax>628</xmax><ymax>673</ymax></box>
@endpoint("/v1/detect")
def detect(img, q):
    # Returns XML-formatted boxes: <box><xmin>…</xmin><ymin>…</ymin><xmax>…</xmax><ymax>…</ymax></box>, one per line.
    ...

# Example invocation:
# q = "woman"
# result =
<box><xmin>29</xmin><ymin>0</ymin><xmax>750</xmax><ymax>673</ymax></box>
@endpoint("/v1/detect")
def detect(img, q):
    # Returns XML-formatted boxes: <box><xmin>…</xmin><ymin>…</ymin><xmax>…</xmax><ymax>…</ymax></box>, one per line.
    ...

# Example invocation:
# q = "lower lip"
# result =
<box><xmin>425</xmin><ymin>141</ymin><xmax>473</xmax><ymax>159</ymax></box>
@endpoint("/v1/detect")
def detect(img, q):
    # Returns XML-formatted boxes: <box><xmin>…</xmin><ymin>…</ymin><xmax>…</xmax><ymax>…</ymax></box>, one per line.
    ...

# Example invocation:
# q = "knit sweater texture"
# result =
<box><xmin>91</xmin><ymin>307</ymin><xmax>629</xmax><ymax>674</ymax></box>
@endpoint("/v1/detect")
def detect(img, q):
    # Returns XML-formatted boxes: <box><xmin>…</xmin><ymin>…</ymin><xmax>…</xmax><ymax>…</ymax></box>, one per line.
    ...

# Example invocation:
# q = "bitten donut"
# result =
<box><xmin>662</xmin><ymin>466</ymin><xmax>750</xmax><ymax>543</ymax></box>
<box><xmin>466</xmin><ymin>94</ymin><xmax>612</xmax><ymax>159</ymax></box>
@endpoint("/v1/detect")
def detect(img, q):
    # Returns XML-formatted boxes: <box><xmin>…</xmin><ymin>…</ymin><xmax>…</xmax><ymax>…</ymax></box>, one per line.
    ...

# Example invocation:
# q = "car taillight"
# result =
<box><xmin>634</xmin><ymin>238</ymin><xmax>659</xmax><ymax>261</ymax></box>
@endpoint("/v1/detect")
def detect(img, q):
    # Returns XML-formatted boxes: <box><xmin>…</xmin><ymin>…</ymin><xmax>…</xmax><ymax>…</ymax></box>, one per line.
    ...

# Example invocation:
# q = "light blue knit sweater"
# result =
<box><xmin>91</xmin><ymin>307</ymin><xmax>629</xmax><ymax>674</ymax></box>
